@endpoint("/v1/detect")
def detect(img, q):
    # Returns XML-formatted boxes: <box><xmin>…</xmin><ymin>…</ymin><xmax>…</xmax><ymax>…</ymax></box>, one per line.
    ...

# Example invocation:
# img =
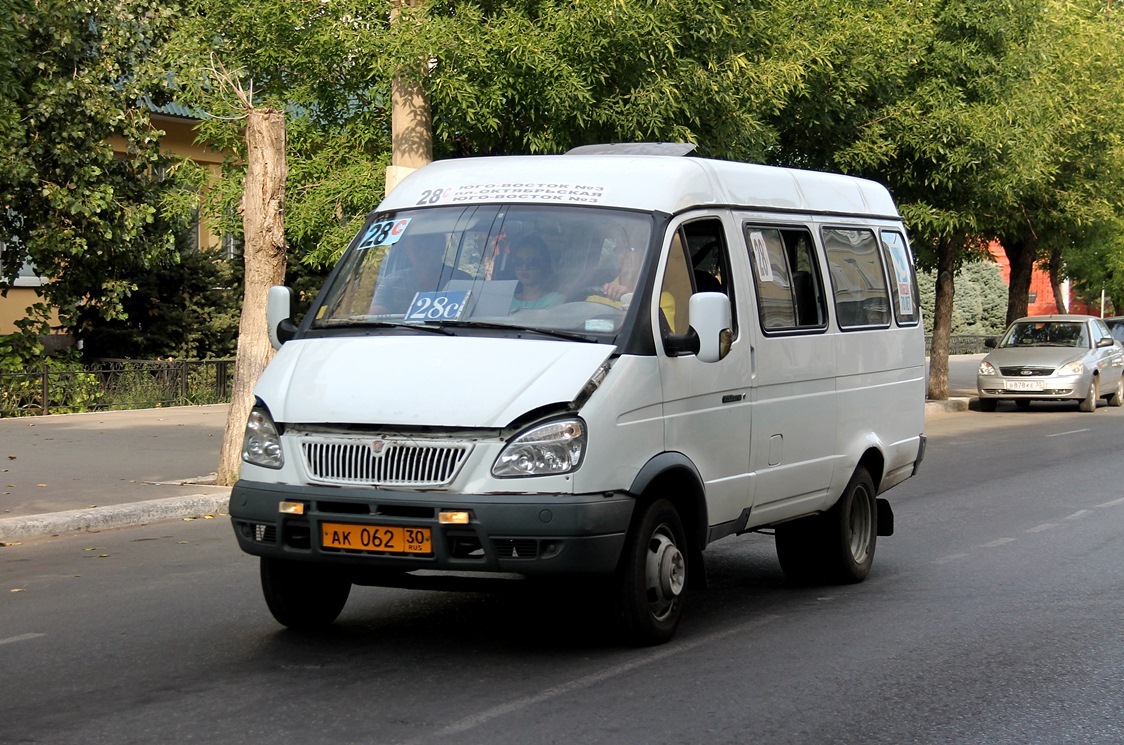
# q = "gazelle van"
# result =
<box><xmin>231</xmin><ymin>145</ymin><xmax>926</xmax><ymax>644</ymax></box>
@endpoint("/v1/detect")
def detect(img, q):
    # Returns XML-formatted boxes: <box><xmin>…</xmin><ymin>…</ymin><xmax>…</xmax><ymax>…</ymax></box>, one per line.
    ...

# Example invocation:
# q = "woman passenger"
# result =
<box><xmin>509</xmin><ymin>236</ymin><xmax>565</xmax><ymax>311</ymax></box>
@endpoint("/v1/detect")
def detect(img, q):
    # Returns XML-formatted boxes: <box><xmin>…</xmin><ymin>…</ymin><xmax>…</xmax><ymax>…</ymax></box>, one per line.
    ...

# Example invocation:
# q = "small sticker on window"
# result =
<box><xmin>357</xmin><ymin>218</ymin><xmax>412</xmax><ymax>250</ymax></box>
<box><xmin>749</xmin><ymin>231</ymin><xmax>774</xmax><ymax>282</ymax></box>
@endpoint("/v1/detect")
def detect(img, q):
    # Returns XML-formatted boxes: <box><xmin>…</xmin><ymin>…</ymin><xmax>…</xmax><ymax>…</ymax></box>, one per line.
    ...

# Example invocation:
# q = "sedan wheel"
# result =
<box><xmin>1079</xmin><ymin>378</ymin><xmax>1098</xmax><ymax>412</ymax></box>
<box><xmin>1107</xmin><ymin>377</ymin><xmax>1124</xmax><ymax>407</ymax></box>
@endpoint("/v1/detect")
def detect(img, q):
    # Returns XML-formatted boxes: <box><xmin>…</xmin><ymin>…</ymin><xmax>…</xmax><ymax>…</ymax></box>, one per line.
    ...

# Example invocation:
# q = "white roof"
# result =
<box><xmin>378</xmin><ymin>154</ymin><xmax>900</xmax><ymax>218</ymax></box>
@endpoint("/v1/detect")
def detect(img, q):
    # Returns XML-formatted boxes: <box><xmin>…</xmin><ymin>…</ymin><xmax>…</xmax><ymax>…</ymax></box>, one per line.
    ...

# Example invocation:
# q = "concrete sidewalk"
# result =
<box><xmin>0</xmin><ymin>405</ymin><xmax>232</xmax><ymax>543</ymax></box>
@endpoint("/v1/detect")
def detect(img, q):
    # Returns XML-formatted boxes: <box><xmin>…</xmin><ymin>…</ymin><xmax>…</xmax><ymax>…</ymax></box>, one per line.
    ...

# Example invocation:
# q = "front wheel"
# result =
<box><xmin>260</xmin><ymin>558</ymin><xmax>351</xmax><ymax>630</ymax></box>
<box><xmin>614</xmin><ymin>499</ymin><xmax>688</xmax><ymax>646</ymax></box>
<box><xmin>1079</xmin><ymin>378</ymin><xmax>1098</xmax><ymax>412</ymax></box>
<box><xmin>977</xmin><ymin>398</ymin><xmax>998</xmax><ymax>412</ymax></box>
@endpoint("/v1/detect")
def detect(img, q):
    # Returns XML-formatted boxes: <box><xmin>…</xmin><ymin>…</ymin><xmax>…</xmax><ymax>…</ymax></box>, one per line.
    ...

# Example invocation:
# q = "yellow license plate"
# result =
<box><xmin>321</xmin><ymin>522</ymin><xmax>432</xmax><ymax>554</ymax></box>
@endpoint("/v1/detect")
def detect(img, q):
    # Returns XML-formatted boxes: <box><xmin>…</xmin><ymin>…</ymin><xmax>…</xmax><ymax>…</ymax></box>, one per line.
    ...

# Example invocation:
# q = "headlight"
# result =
<box><xmin>493</xmin><ymin>419</ymin><xmax>586</xmax><ymax>477</ymax></box>
<box><xmin>1058</xmin><ymin>361</ymin><xmax>1084</xmax><ymax>376</ymax></box>
<box><xmin>978</xmin><ymin>361</ymin><xmax>998</xmax><ymax>376</ymax></box>
<box><xmin>242</xmin><ymin>405</ymin><xmax>284</xmax><ymax>469</ymax></box>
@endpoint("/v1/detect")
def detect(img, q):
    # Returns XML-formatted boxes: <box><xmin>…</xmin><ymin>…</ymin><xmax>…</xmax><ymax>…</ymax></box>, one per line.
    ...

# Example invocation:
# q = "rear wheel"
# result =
<box><xmin>614</xmin><ymin>499</ymin><xmax>688</xmax><ymax>646</ymax></box>
<box><xmin>824</xmin><ymin>467</ymin><xmax>878</xmax><ymax>583</ymax></box>
<box><xmin>1107</xmin><ymin>377</ymin><xmax>1124</xmax><ymax>407</ymax></box>
<box><xmin>776</xmin><ymin>466</ymin><xmax>878</xmax><ymax>585</ymax></box>
<box><xmin>260</xmin><ymin>558</ymin><xmax>351</xmax><ymax>630</ymax></box>
<box><xmin>1079</xmin><ymin>378</ymin><xmax>1098</xmax><ymax>412</ymax></box>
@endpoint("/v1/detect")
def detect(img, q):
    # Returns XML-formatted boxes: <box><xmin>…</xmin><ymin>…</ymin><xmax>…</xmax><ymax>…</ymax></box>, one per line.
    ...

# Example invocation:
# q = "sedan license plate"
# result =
<box><xmin>1005</xmin><ymin>379</ymin><xmax>1045</xmax><ymax>391</ymax></box>
<box><xmin>321</xmin><ymin>522</ymin><xmax>432</xmax><ymax>554</ymax></box>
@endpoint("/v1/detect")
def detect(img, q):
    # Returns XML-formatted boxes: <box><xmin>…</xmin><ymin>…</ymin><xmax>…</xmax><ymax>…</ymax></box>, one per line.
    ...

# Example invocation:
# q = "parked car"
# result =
<box><xmin>1104</xmin><ymin>316</ymin><xmax>1124</xmax><ymax>345</ymax></box>
<box><xmin>976</xmin><ymin>314</ymin><xmax>1124</xmax><ymax>412</ymax></box>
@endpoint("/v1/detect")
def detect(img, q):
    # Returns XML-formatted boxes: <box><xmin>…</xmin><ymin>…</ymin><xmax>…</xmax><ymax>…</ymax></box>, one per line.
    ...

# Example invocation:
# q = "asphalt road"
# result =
<box><xmin>2</xmin><ymin>400</ymin><xmax>1122</xmax><ymax>744</ymax></box>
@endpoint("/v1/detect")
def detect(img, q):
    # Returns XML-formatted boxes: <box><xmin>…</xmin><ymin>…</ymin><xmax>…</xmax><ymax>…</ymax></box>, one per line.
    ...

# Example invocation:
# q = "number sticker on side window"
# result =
<box><xmin>357</xmin><ymin>218</ymin><xmax>412</xmax><ymax>250</ymax></box>
<box><xmin>405</xmin><ymin>291</ymin><xmax>471</xmax><ymax>322</ymax></box>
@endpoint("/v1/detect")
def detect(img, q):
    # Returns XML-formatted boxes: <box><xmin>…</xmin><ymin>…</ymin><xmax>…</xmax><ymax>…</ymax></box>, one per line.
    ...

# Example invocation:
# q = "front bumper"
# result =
<box><xmin>229</xmin><ymin>480</ymin><xmax>634</xmax><ymax>576</ymax></box>
<box><xmin>976</xmin><ymin>374</ymin><xmax>1085</xmax><ymax>399</ymax></box>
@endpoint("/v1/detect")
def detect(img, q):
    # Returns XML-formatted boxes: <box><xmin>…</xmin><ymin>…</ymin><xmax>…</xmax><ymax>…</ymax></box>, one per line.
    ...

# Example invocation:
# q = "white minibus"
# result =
<box><xmin>231</xmin><ymin>145</ymin><xmax>927</xmax><ymax>645</ymax></box>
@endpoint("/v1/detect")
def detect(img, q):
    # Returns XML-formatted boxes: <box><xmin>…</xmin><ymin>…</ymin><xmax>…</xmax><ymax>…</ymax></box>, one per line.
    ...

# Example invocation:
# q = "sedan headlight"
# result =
<box><xmin>1058</xmin><ymin>361</ymin><xmax>1084</xmax><ymax>376</ymax></box>
<box><xmin>493</xmin><ymin>419</ymin><xmax>586</xmax><ymax>477</ymax></box>
<box><xmin>978</xmin><ymin>360</ymin><xmax>998</xmax><ymax>376</ymax></box>
<box><xmin>242</xmin><ymin>404</ymin><xmax>284</xmax><ymax>469</ymax></box>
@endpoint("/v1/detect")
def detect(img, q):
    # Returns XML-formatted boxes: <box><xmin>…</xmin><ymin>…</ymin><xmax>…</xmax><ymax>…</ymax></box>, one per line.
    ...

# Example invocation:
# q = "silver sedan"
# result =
<box><xmin>976</xmin><ymin>314</ymin><xmax>1124</xmax><ymax>412</ymax></box>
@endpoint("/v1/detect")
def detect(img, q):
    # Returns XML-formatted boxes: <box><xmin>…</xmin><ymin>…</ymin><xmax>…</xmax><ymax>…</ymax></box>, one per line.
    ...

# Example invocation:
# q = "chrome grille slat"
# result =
<box><xmin>299</xmin><ymin>436</ymin><xmax>472</xmax><ymax>487</ymax></box>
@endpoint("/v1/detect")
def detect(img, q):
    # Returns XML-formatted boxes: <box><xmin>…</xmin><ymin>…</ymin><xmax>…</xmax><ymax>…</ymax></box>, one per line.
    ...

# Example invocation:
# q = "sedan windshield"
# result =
<box><xmin>312</xmin><ymin>204</ymin><xmax>655</xmax><ymax>340</ymax></box>
<box><xmin>999</xmin><ymin>321</ymin><xmax>1088</xmax><ymax>348</ymax></box>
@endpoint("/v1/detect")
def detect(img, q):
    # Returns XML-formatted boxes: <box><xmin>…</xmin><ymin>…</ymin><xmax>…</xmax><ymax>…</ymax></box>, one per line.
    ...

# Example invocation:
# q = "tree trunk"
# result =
<box><xmin>927</xmin><ymin>236</ymin><xmax>956</xmax><ymax>400</ymax></box>
<box><xmin>217</xmin><ymin>108</ymin><xmax>288</xmax><ymax>486</ymax></box>
<box><xmin>1002</xmin><ymin>235</ymin><xmax>1037</xmax><ymax>325</ymax></box>
<box><xmin>1047</xmin><ymin>246</ymin><xmax>1066</xmax><ymax>313</ymax></box>
<box><xmin>385</xmin><ymin>0</ymin><xmax>432</xmax><ymax>195</ymax></box>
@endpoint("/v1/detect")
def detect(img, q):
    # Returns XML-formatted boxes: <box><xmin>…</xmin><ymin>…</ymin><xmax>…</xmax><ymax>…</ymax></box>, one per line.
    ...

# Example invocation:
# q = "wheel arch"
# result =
<box><xmin>854</xmin><ymin>444</ymin><xmax>881</xmax><ymax>492</ymax></box>
<box><xmin>628</xmin><ymin>452</ymin><xmax>709</xmax><ymax>554</ymax></box>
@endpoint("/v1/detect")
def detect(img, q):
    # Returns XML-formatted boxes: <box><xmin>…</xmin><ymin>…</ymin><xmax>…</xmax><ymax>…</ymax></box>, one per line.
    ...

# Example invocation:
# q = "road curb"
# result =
<box><xmin>0</xmin><ymin>492</ymin><xmax>231</xmax><ymax>544</ymax></box>
<box><xmin>925</xmin><ymin>397</ymin><xmax>970</xmax><ymax>415</ymax></box>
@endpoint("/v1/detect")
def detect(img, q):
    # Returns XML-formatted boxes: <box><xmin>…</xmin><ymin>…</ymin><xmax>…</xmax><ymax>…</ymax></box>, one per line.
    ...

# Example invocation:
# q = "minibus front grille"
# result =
<box><xmin>300</xmin><ymin>437</ymin><xmax>473</xmax><ymax>487</ymax></box>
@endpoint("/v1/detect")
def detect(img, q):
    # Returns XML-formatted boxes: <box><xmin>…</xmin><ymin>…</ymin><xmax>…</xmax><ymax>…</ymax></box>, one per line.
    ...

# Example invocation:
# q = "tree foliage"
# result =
<box><xmin>0</xmin><ymin>0</ymin><xmax>189</xmax><ymax>331</ymax></box>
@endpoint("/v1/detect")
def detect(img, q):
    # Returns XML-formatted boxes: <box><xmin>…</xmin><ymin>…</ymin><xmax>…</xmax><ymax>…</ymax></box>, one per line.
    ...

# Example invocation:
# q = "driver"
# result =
<box><xmin>369</xmin><ymin>233</ymin><xmax>471</xmax><ymax>315</ymax></box>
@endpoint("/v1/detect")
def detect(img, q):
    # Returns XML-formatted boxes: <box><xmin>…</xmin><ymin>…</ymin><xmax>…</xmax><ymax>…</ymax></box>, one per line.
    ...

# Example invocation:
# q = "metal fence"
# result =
<box><xmin>924</xmin><ymin>334</ymin><xmax>996</xmax><ymax>355</ymax></box>
<box><xmin>0</xmin><ymin>359</ymin><xmax>234</xmax><ymax>417</ymax></box>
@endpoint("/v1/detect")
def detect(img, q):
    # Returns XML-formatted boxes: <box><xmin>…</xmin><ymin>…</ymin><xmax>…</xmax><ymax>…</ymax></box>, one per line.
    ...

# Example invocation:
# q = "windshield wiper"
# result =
<box><xmin>317</xmin><ymin>318</ymin><xmax>454</xmax><ymax>335</ymax></box>
<box><xmin>425</xmin><ymin>320</ymin><xmax>599</xmax><ymax>343</ymax></box>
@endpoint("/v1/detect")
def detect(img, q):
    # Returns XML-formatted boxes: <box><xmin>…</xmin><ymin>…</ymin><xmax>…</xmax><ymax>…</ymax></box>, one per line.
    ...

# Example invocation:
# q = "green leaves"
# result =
<box><xmin>0</xmin><ymin>0</ymin><xmax>184</xmax><ymax>343</ymax></box>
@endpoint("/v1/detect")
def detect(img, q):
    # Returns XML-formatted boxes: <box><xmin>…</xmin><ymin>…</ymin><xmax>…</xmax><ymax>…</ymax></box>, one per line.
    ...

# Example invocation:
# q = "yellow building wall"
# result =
<box><xmin>0</xmin><ymin>113</ymin><xmax>226</xmax><ymax>335</ymax></box>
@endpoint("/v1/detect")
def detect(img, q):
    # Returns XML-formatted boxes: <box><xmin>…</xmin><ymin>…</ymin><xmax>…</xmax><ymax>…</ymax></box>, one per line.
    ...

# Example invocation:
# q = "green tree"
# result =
<box><xmin>800</xmin><ymin>0</ymin><xmax>1124</xmax><ymax>398</ymax></box>
<box><xmin>0</xmin><ymin>0</ymin><xmax>186</xmax><ymax>340</ymax></box>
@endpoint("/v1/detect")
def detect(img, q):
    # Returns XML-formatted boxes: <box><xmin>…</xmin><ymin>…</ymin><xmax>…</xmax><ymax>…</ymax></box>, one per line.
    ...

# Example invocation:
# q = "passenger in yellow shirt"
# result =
<box><xmin>587</xmin><ymin>244</ymin><xmax>676</xmax><ymax>328</ymax></box>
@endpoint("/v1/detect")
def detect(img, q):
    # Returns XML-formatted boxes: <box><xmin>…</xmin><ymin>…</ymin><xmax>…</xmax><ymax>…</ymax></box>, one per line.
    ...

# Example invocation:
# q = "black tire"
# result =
<box><xmin>1079</xmin><ymin>378</ymin><xmax>1098</xmax><ymax>412</ymax></box>
<box><xmin>822</xmin><ymin>467</ymin><xmax>878</xmax><ymax>583</ymax></box>
<box><xmin>614</xmin><ymin>499</ymin><xmax>688</xmax><ymax>646</ymax></box>
<box><xmin>978</xmin><ymin>398</ymin><xmax>998</xmax><ymax>412</ymax></box>
<box><xmin>1015</xmin><ymin>399</ymin><xmax>1031</xmax><ymax>410</ymax></box>
<box><xmin>775</xmin><ymin>466</ymin><xmax>877</xmax><ymax>585</ymax></box>
<box><xmin>260</xmin><ymin>558</ymin><xmax>351</xmax><ymax>630</ymax></box>
<box><xmin>1107</xmin><ymin>377</ymin><xmax>1124</xmax><ymax>407</ymax></box>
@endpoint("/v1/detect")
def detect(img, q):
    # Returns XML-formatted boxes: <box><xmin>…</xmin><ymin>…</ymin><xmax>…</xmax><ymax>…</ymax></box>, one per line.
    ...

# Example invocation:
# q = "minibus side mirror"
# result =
<box><xmin>984</xmin><ymin>337</ymin><xmax>998</xmax><ymax>349</ymax></box>
<box><xmin>267</xmin><ymin>285</ymin><xmax>299</xmax><ymax>350</ymax></box>
<box><xmin>689</xmin><ymin>292</ymin><xmax>733</xmax><ymax>363</ymax></box>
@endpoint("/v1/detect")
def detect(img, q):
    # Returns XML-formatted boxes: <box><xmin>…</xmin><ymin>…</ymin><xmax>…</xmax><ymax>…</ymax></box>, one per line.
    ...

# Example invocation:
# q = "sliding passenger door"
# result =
<box><xmin>742</xmin><ymin>221</ymin><xmax>838</xmax><ymax>521</ymax></box>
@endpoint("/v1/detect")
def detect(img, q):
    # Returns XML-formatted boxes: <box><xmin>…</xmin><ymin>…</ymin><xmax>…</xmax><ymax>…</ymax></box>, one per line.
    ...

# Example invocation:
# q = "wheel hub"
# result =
<box><xmin>646</xmin><ymin>531</ymin><xmax>685</xmax><ymax>617</ymax></box>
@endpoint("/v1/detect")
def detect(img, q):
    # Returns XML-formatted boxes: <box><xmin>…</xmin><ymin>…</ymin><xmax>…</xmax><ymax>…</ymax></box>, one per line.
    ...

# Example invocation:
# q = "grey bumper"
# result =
<box><xmin>230</xmin><ymin>480</ymin><xmax>635</xmax><ymax>575</ymax></box>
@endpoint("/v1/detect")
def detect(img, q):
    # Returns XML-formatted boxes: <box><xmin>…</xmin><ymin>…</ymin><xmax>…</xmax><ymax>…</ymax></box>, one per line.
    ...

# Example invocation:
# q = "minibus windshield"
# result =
<box><xmin>312</xmin><ymin>204</ymin><xmax>655</xmax><ymax>339</ymax></box>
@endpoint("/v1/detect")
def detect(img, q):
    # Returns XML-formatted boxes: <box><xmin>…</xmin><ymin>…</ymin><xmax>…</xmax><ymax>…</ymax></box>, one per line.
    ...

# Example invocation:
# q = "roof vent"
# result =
<box><xmin>565</xmin><ymin>142</ymin><xmax>697</xmax><ymax>156</ymax></box>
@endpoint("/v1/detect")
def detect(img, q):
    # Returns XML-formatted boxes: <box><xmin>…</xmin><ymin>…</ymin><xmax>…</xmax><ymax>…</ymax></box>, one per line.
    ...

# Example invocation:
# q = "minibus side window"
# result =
<box><xmin>744</xmin><ymin>225</ymin><xmax>826</xmax><ymax>332</ymax></box>
<box><xmin>822</xmin><ymin>227</ymin><xmax>891</xmax><ymax>329</ymax></box>
<box><xmin>879</xmin><ymin>230</ymin><xmax>921</xmax><ymax>326</ymax></box>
